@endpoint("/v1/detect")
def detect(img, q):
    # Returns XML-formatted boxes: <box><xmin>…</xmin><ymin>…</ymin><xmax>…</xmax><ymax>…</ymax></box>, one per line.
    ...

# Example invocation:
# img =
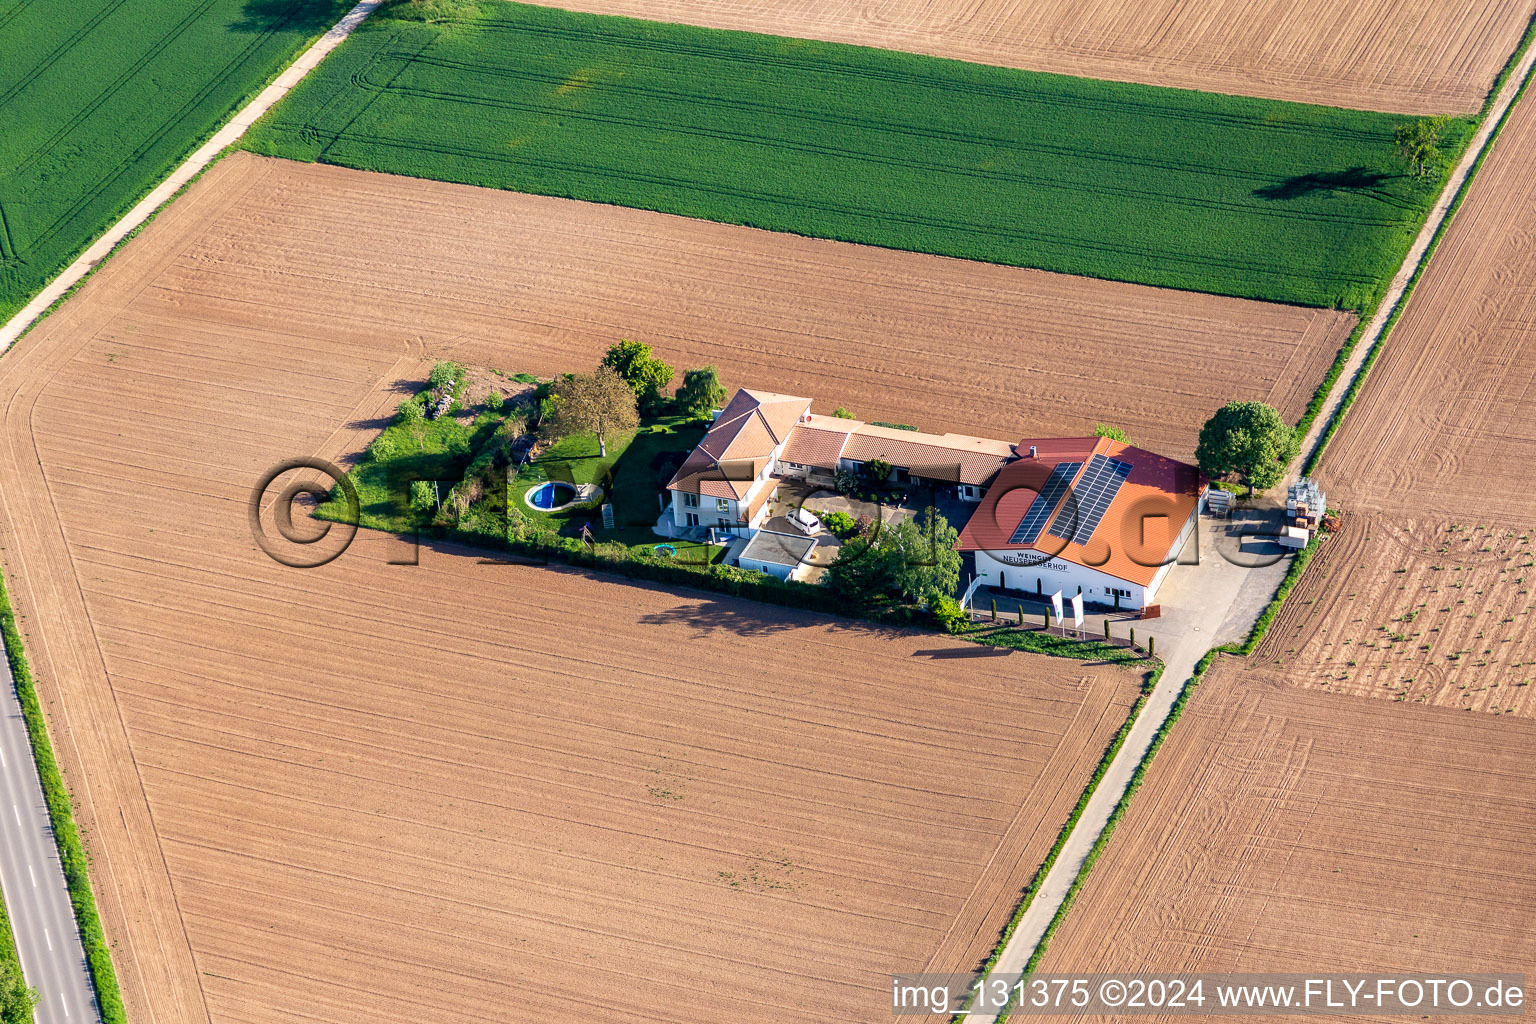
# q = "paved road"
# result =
<box><xmin>1</xmin><ymin>3</ymin><xmax>386</xmax><ymax>1022</ymax></box>
<box><xmin>1</xmin><ymin>654</ymin><xmax>98</xmax><ymax>1024</ymax></box>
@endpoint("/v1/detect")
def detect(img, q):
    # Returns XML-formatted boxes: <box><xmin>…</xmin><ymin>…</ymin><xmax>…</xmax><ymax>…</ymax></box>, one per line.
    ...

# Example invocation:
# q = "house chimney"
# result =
<box><xmin>1029</xmin><ymin>445</ymin><xmax>1037</xmax><ymax>459</ymax></box>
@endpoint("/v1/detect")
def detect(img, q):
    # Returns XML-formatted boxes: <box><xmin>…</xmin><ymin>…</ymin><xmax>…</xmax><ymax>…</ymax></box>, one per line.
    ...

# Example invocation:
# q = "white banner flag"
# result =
<box><xmin>1071</xmin><ymin>592</ymin><xmax>1085</xmax><ymax>628</ymax></box>
<box><xmin>1050</xmin><ymin>590</ymin><xmax>1064</xmax><ymax>622</ymax></box>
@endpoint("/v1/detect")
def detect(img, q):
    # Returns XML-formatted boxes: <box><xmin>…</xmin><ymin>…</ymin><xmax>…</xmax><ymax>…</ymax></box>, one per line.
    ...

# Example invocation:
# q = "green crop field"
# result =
<box><xmin>0</xmin><ymin>0</ymin><xmax>349</xmax><ymax>323</ymax></box>
<box><xmin>244</xmin><ymin>0</ymin><xmax>1469</xmax><ymax>310</ymax></box>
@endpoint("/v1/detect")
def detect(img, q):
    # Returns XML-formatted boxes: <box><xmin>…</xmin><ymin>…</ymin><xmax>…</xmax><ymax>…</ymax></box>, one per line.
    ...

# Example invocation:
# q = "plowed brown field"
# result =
<box><xmin>518</xmin><ymin>0</ymin><xmax>1536</xmax><ymax>115</ymax></box>
<box><xmin>1251</xmin><ymin>515</ymin><xmax>1536</xmax><ymax>717</ymax></box>
<box><xmin>0</xmin><ymin>151</ymin><xmax>1151</xmax><ymax>1024</ymax></box>
<box><xmin>1319</xmin><ymin>84</ymin><xmax>1536</xmax><ymax>523</ymax></box>
<box><xmin>49</xmin><ymin>153</ymin><xmax>1351</xmax><ymax>465</ymax></box>
<box><xmin>1033</xmin><ymin>662</ymin><xmax>1536</xmax><ymax>1016</ymax></box>
<box><xmin>1269</xmin><ymin>89</ymin><xmax>1536</xmax><ymax>717</ymax></box>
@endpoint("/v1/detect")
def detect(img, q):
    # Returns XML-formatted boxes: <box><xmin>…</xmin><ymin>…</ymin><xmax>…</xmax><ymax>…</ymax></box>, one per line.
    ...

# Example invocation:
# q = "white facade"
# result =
<box><xmin>670</xmin><ymin>463</ymin><xmax>777</xmax><ymax>536</ymax></box>
<box><xmin>974</xmin><ymin>505</ymin><xmax>1197</xmax><ymax>610</ymax></box>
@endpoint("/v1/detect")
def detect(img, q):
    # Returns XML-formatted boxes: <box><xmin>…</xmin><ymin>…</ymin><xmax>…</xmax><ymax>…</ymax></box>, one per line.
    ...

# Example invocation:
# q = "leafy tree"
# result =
<box><xmin>1394</xmin><ymin>116</ymin><xmax>1450</xmax><ymax>178</ymax></box>
<box><xmin>821</xmin><ymin>507</ymin><xmax>960</xmax><ymax>608</ymax></box>
<box><xmin>887</xmin><ymin>508</ymin><xmax>961</xmax><ymax>601</ymax></box>
<box><xmin>1195</xmin><ymin>400</ymin><xmax>1298</xmax><ymax>494</ymax></box>
<box><xmin>832</xmin><ymin>406</ymin><xmax>856</xmax><ymax>419</ymax></box>
<box><xmin>544</xmin><ymin>366</ymin><xmax>639</xmax><ymax>457</ymax></box>
<box><xmin>409</xmin><ymin>479</ymin><xmax>437</xmax><ymax>514</ymax></box>
<box><xmin>1093</xmin><ymin>423</ymin><xmax>1128</xmax><ymax>442</ymax></box>
<box><xmin>427</xmin><ymin>359</ymin><xmax>466</xmax><ymax>393</ymax></box>
<box><xmin>0</xmin><ymin>960</ymin><xmax>37</xmax><ymax>1024</ymax></box>
<box><xmin>863</xmin><ymin>458</ymin><xmax>892</xmax><ymax>483</ymax></box>
<box><xmin>822</xmin><ymin>539</ymin><xmax>904</xmax><ymax>607</ymax></box>
<box><xmin>676</xmin><ymin>365</ymin><xmax>728</xmax><ymax>420</ymax></box>
<box><xmin>601</xmin><ymin>340</ymin><xmax>673</xmax><ymax>401</ymax></box>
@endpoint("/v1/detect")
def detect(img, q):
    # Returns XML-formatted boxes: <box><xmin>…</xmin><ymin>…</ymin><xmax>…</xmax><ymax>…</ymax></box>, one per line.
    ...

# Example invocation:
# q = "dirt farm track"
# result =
<box><xmin>1261</xmin><ymin>83</ymin><xmax>1536</xmax><ymax>719</ymax></box>
<box><xmin>521</xmin><ymin>0</ymin><xmax>1536</xmax><ymax>115</ymax></box>
<box><xmin>1034</xmin><ymin>662</ymin><xmax>1536</xmax><ymax>1019</ymax></box>
<box><xmin>0</xmin><ymin>152</ymin><xmax>1160</xmax><ymax>1023</ymax></box>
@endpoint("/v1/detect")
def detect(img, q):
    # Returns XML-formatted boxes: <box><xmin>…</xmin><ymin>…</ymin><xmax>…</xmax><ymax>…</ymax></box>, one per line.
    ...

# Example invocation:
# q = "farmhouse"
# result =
<box><xmin>956</xmin><ymin>437</ymin><xmax>1205</xmax><ymax>609</ymax></box>
<box><xmin>665</xmin><ymin>390</ymin><xmax>1205</xmax><ymax>608</ymax></box>
<box><xmin>664</xmin><ymin>388</ymin><xmax>1013</xmax><ymax>536</ymax></box>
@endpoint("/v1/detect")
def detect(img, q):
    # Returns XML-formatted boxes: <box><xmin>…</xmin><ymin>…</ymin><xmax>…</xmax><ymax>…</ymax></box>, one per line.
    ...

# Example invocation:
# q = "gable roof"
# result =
<box><xmin>668</xmin><ymin>388</ymin><xmax>810</xmax><ymax>498</ymax></box>
<box><xmin>956</xmin><ymin>436</ymin><xmax>1205</xmax><ymax>587</ymax></box>
<box><xmin>779</xmin><ymin>417</ymin><xmax>857</xmax><ymax>466</ymax></box>
<box><xmin>840</xmin><ymin>425</ymin><xmax>1014</xmax><ymax>486</ymax></box>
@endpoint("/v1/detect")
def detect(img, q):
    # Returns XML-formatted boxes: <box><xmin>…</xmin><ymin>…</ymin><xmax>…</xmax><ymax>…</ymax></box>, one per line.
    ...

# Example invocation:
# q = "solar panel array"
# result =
<box><xmin>1008</xmin><ymin>461</ymin><xmax>1082</xmax><ymax>544</ymax></box>
<box><xmin>1049</xmin><ymin>454</ymin><xmax>1132</xmax><ymax>546</ymax></box>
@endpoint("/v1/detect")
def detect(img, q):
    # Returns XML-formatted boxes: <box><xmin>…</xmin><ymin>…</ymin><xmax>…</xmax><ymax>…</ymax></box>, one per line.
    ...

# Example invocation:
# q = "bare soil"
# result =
<box><xmin>0</xmin><ymin>152</ymin><xmax>1149</xmax><ymax>1024</ymax></box>
<box><xmin>1319</xmin><ymin>87</ymin><xmax>1536</xmax><ymax>524</ymax></box>
<box><xmin>120</xmin><ymin>154</ymin><xmax>1349</xmax><ymax>465</ymax></box>
<box><xmin>1252</xmin><ymin>515</ymin><xmax>1536</xmax><ymax>717</ymax></box>
<box><xmin>1034</xmin><ymin>661</ymin><xmax>1536</xmax><ymax>1013</ymax></box>
<box><xmin>1269</xmin><ymin>90</ymin><xmax>1536</xmax><ymax>718</ymax></box>
<box><xmin>519</xmin><ymin>0</ymin><xmax>1536</xmax><ymax>115</ymax></box>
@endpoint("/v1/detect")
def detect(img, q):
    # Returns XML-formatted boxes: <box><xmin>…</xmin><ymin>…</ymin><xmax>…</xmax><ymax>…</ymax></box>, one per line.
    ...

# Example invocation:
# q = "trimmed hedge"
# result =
<box><xmin>0</xmin><ymin>573</ymin><xmax>123</xmax><ymax>1024</ymax></box>
<box><xmin>456</xmin><ymin>520</ymin><xmax>858</xmax><ymax>618</ymax></box>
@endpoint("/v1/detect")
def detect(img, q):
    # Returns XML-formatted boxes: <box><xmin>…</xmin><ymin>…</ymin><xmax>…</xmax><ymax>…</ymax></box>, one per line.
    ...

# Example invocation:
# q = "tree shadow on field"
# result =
<box><xmin>1253</xmin><ymin>166</ymin><xmax>1391</xmax><ymax>201</ymax></box>
<box><xmin>232</xmin><ymin>0</ymin><xmax>348</xmax><ymax>35</ymax></box>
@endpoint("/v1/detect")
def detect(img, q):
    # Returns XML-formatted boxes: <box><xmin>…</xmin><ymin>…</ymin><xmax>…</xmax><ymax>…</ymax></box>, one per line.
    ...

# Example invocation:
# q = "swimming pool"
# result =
<box><xmin>526</xmin><ymin>481</ymin><xmax>577</xmax><ymax>510</ymax></box>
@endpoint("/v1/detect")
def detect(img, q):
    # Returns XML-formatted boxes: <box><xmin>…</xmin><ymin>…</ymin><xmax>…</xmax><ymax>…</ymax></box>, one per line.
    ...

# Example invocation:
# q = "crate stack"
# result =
<box><xmin>1283</xmin><ymin>477</ymin><xmax>1326</xmax><ymax>548</ymax></box>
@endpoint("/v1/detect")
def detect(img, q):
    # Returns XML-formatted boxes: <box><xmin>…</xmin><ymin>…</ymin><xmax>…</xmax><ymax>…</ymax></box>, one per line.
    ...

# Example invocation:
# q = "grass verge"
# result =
<box><xmin>995</xmin><ymin>647</ymin><xmax>1225</xmax><ymax>1021</ymax></box>
<box><xmin>960</xmin><ymin>622</ymin><xmax>1149</xmax><ymax>667</ymax></box>
<box><xmin>0</xmin><ymin>571</ymin><xmax>124</xmax><ymax>1024</ymax></box>
<box><xmin>245</xmin><ymin>0</ymin><xmax>1463</xmax><ymax>310</ymax></box>
<box><xmin>1287</xmin><ymin>12</ymin><xmax>1536</xmax><ymax>446</ymax></box>
<box><xmin>0</xmin><ymin>893</ymin><xmax>35</xmax><ymax>1024</ymax></box>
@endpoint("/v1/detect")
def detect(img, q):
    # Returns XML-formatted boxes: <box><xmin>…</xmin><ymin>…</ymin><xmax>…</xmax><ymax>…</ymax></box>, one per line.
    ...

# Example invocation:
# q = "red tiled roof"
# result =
<box><xmin>780</xmin><ymin>425</ymin><xmax>852</xmax><ymax>467</ymax></box>
<box><xmin>957</xmin><ymin>437</ymin><xmax>1206</xmax><ymax>587</ymax></box>
<box><xmin>840</xmin><ymin>426</ymin><xmax>1013</xmax><ymax>486</ymax></box>
<box><xmin>670</xmin><ymin>388</ymin><xmax>809</xmax><ymax>496</ymax></box>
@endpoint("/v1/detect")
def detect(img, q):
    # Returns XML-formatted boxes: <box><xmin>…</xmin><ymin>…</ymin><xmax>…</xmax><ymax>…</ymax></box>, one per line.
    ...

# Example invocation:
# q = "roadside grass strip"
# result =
<box><xmin>0</xmin><ymin>572</ymin><xmax>125</xmax><ymax>1024</ymax></box>
<box><xmin>993</xmin><ymin>650</ymin><xmax>1219</xmax><ymax>1022</ymax></box>
<box><xmin>0</xmin><ymin>0</ymin><xmax>350</xmax><ymax>322</ymax></box>
<box><xmin>0</xmin><ymin>894</ymin><xmax>35</xmax><ymax>1024</ymax></box>
<box><xmin>246</xmin><ymin>0</ymin><xmax>1465</xmax><ymax>310</ymax></box>
<box><xmin>953</xmin><ymin>663</ymin><xmax>1160</xmax><ymax>1021</ymax></box>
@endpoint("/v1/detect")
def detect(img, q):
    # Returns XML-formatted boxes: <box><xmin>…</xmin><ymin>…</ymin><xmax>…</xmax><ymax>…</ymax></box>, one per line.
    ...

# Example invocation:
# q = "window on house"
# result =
<box><xmin>718</xmin><ymin>517</ymin><xmax>730</xmax><ymax>528</ymax></box>
<box><xmin>716</xmin><ymin>498</ymin><xmax>730</xmax><ymax>513</ymax></box>
<box><xmin>893</xmin><ymin>467</ymin><xmax>910</xmax><ymax>483</ymax></box>
<box><xmin>683</xmin><ymin>492</ymin><xmax>699</xmax><ymax>508</ymax></box>
<box><xmin>684</xmin><ymin>512</ymin><xmax>699</xmax><ymax>527</ymax></box>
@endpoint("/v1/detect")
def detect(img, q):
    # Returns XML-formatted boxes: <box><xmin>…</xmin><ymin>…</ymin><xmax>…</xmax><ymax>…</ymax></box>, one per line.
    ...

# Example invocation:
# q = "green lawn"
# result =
<box><xmin>243</xmin><ymin>0</ymin><xmax>1468</xmax><ymax>309</ymax></box>
<box><xmin>514</xmin><ymin>415</ymin><xmax>720</xmax><ymax>562</ymax></box>
<box><xmin>326</xmin><ymin>403</ymin><xmax>502</xmax><ymax>532</ymax></box>
<box><xmin>0</xmin><ymin>0</ymin><xmax>348</xmax><ymax>323</ymax></box>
